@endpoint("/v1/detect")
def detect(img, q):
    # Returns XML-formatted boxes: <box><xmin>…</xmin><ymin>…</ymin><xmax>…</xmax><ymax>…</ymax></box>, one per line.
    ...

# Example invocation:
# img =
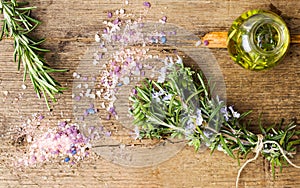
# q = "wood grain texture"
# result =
<box><xmin>0</xmin><ymin>0</ymin><xmax>300</xmax><ymax>187</ymax></box>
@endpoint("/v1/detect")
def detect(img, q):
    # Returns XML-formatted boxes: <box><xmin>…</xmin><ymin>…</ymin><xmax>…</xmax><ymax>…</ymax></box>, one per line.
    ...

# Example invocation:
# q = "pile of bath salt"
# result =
<box><xmin>15</xmin><ymin>114</ymin><xmax>91</xmax><ymax>167</ymax></box>
<box><xmin>93</xmin><ymin>2</ymin><xmax>176</xmax><ymax>120</ymax></box>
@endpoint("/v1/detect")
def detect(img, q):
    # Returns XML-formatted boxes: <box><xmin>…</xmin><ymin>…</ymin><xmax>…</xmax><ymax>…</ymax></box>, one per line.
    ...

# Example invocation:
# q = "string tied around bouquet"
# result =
<box><xmin>235</xmin><ymin>134</ymin><xmax>300</xmax><ymax>188</ymax></box>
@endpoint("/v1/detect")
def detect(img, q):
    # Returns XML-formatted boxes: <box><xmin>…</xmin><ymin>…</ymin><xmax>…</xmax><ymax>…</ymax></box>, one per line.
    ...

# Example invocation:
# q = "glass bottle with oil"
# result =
<box><xmin>227</xmin><ymin>9</ymin><xmax>290</xmax><ymax>70</ymax></box>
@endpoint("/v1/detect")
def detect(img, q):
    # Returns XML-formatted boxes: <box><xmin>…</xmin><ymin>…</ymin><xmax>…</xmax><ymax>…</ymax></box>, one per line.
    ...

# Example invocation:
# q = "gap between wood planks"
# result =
<box><xmin>2</xmin><ymin>32</ymin><xmax>300</xmax><ymax>48</ymax></box>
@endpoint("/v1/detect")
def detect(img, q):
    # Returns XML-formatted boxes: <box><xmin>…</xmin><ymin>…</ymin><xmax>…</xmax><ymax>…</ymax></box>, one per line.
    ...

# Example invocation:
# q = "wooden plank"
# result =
<box><xmin>203</xmin><ymin>32</ymin><xmax>300</xmax><ymax>48</ymax></box>
<box><xmin>0</xmin><ymin>0</ymin><xmax>300</xmax><ymax>188</ymax></box>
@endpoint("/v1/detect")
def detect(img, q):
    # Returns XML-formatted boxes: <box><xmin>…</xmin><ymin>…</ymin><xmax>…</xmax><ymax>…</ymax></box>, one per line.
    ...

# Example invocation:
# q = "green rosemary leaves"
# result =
<box><xmin>130</xmin><ymin>57</ymin><xmax>300</xmax><ymax>176</ymax></box>
<box><xmin>0</xmin><ymin>0</ymin><xmax>66</xmax><ymax>110</ymax></box>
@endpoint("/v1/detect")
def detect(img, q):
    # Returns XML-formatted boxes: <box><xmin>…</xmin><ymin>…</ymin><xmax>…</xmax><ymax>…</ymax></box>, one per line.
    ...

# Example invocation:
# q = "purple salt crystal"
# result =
<box><xmin>59</xmin><ymin>121</ymin><xmax>67</xmax><ymax>127</ymax></box>
<box><xmin>117</xmin><ymin>35</ymin><xmax>122</xmax><ymax>40</ymax></box>
<box><xmin>143</xmin><ymin>2</ymin><xmax>151</xmax><ymax>8</ymax></box>
<box><xmin>132</xmin><ymin>88</ymin><xmax>137</xmax><ymax>95</ymax></box>
<box><xmin>103</xmin><ymin>28</ymin><xmax>108</xmax><ymax>34</ymax></box>
<box><xmin>123</xmin><ymin>61</ymin><xmax>129</xmax><ymax>66</ymax></box>
<box><xmin>113</xmin><ymin>18</ymin><xmax>120</xmax><ymax>25</ymax></box>
<box><xmin>106</xmin><ymin>114</ymin><xmax>111</xmax><ymax>120</ymax></box>
<box><xmin>139</xmin><ymin>23</ymin><xmax>144</xmax><ymax>28</ymax></box>
<box><xmin>138</xmin><ymin>63</ymin><xmax>143</xmax><ymax>69</ymax></box>
<box><xmin>141</xmin><ymin>71</ymin><xmax>145</xmax><ymax>76</ymax></box>
<box><xmin>66</xmin><ymin>128</ymin><xmax>72</xmax><ymax>135</ymax></box>
<box><xmin>38</xmin><ymin>115</ymin><xmax>44</xmax><ymax>120</ymax></box>
<box><xmin>105</xmin><ymin>131</ymin><xmax>111</xmax><ymax>137</ymax></box>
<box><xmin>126</xmin><ymin>57</ymin><xmax>132</xmax><ymax>63</ymax></box>
<box><xmin>84</xmin><ymin>110</ymin><xmax>89</xmax><ymax>116</ymax></box>
<box><xmin>108</xmin><ymin>81</ymin><xmax>113</xmax><ymax>86</ymax></box>
<box><xmin>161</xmin><ymin>16</ymin><xmax>167</xmax><ymax>22</ymax></box>
<box><xmin>82</xmin><ymin>76</ymin><xmax>88</xmax><ymax>81</ymax></box>
<box><xmin>114</xmin><ymin>66</ymin><xmax>121</xmax><ymax>73</ymax></box>
<box><xmin>112</xmin><ymin>35</ymin><xmax>117</xmax><ymax>41</ymax></box>
<box><xmin>204</xmin><ymin>40</ymin><xmax>209</xmax><ymax>46</ymax></box>
<box><xmin>99</xmin><ymin>126</ymin><xmax>104</xmax><ymax>131</ymax></box>
<box><xmin>75</xmin><ymin>95</ymin><xmax>81</xmax><ymax>101</ymax></box>
<box><xmin>91</xmin><ymin>77</ymin><xmax>96</xmax><ymax>81</ymax></box>
<box><xmin>107</xmin><ymin>12</ymin><xmax>113</xmax><ymax>18</ymax></box>
<box><xmin>90</xmin><ymin>103</ymin><xmax>94</xmax><ymax>108</ymax></box>
<box><xmin>79</xmin><ymin>116</ymin><xmax>84</xmax><ymax>121</ymax></box>
<box><xmin>109</xmin><ymin>107</ymin><xmax>115</xmax><ymax>113</ymax></box>
<box><xmin>129</xmin><ymin>30</ymin><xmax>135</xmax><ymax>36</ymax></box>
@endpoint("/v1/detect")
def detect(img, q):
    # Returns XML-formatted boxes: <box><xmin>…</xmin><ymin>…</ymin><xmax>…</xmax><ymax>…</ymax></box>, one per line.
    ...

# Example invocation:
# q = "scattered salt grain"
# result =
<box><xmin>120</xmin><ymin>8</ymin><xmax>125</xmax><ymax>14</ymax></box>
<box><xmin>195</xmin><ymin>40</ymin><xmax>202</xmax><ymax>47</ymax></box>
<box><xmin>123</xmin><ymin>76</ymin><xmax>130</xmax><ymax>85</ymax></box>
<box><xmin>3</xmin><ymin>91</ymin><xmax>8</xmax><ymax>96</ymax></box>
<box><xmin>160</xmin><ymin>36</ymin><xmax>167</xmax><ymax>44</ymax></box>
<box><xmin>95</xmin><ymin>33</ymin><xmax>101</xmax><ymax>42</ymax></box>
<box><xmin>143</xmin><ymin>2</ymin><xmax>151</xmax><ymax>8</ymax></box>
<box><xmin>21</xmin><ymin>84</ymin><xmax>27</xmax><ymax>90</ymax></box>
<box><xmin>89</xmin><ymin>94</ymin><xmax>96</xmax><ymax>99</ymax></box>
<box><xmin>204</xmin><ymin>40</ymin><xmax>209</xmax><ymax>46</ymax></box>
<box><xmin>76</xmin><ymin>84</ymin><xmax>82</xmax><ymax>89</ymax></box>
<box><xmin>159</xmin><ymin>16</ymin><xmax>167</xmax><ymax>24</ymax></box>
<box><xmin>107</xmin><ymin>12</ymin><xmax>113</xmax><ymax>18</ymax></box>
<box><xmin>84</xmin><ymin>84</ymin><xmax>89</xmax><ymax>89</ymax></box>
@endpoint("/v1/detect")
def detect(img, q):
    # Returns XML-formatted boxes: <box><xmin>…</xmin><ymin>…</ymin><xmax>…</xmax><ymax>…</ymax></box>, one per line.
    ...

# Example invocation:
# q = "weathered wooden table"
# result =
<box><xmin>0</xmin><ymin>0</ymin><xmax>299</xmax><ymax>187</ymax></box>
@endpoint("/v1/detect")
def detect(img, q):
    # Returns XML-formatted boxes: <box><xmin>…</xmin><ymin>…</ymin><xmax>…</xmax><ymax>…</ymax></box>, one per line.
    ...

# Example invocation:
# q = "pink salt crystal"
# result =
<box><xmin>114</xmin><ymin>66</ymin><xmax>121</xmax><ymax>73</ymax></box>
<box><xmin>111</xmin><ymin>61</ymin><xmax>116</xmax><ymax>66</ymax></box>
<box><xmin>116</xmin><ymin>72</ymin><xmax>121</xmax><ymax>78</ymax></box>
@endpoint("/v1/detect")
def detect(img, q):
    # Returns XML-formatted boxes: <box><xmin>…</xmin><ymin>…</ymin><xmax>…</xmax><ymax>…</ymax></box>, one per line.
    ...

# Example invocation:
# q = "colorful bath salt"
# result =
<box><xmin>15</xmin><ymin>114</ymin><xmax>91</xmax><ymax>167</ymax></box>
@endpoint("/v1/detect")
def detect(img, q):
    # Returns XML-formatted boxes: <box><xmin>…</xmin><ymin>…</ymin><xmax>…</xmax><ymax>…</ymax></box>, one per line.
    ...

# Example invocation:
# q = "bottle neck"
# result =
<box><xmin>249</xmin><ymin>20</ymin><xmax>284</xmax><ymax>56</ymax></box>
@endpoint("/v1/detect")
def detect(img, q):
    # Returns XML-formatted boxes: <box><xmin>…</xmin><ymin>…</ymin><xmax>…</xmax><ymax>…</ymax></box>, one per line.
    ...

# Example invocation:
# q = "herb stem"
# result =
<box><xmin>0</xmin><ymin>0</ymin><xmax>66</xmax><ymax>110</ymax></box>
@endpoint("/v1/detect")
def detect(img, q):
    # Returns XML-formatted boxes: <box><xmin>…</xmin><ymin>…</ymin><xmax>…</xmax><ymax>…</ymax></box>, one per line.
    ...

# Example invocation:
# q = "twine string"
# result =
<box><xmin>235</xmin><ymin>134</ymin><xmax>300</xmax><ymax>188</ymax></box>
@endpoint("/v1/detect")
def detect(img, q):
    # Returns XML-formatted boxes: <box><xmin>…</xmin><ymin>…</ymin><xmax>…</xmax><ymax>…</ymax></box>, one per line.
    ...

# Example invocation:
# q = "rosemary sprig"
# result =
<box><xmin>0</xmin><ymin>0</ymin><xmax>66</xmax><ymax>110</ymax></box>
<box><xmin>130</xmin><ymin>57</ymin><xmax>300</xmax><ymax>178</ymax></box>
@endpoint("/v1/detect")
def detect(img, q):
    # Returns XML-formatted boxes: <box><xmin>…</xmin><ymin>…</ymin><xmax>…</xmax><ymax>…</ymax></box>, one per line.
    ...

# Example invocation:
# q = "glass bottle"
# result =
<box><xmin>227</xmin><ymin>9</ymin><xmax>290</xmax><ymax>70</ymax></box>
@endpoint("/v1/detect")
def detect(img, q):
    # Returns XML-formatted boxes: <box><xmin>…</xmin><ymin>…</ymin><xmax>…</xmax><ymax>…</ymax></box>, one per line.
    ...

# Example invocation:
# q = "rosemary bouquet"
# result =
<box><xmin>0</xmin><ymin>0</ymin><xmax>65</xmax><ymax>110</ymax></box>
<box><xmin>129</xmin><ymin>57</ymin><xmax>300</xmax><ymax>186</ymax></box>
